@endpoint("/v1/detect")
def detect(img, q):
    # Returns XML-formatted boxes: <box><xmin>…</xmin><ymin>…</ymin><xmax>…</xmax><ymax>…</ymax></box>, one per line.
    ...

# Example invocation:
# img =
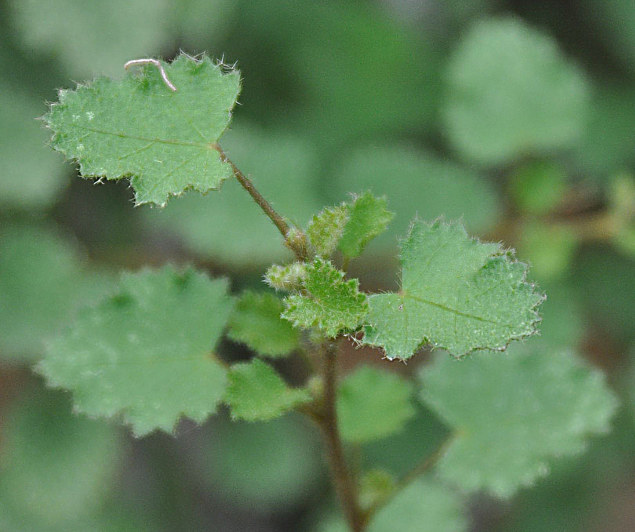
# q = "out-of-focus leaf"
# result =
<box><xmin>0</xmin><ymin>389</ymin><xmax>121</xmax><ymax>526</ymax></box>
<box><xmin>509</xmin><ymin>160</ymin><xmax>567</xmax><ymax>216</ymax></box>
<box><xmin>363</xmin><ymin>220</ymin><xmax>543</xmax><ymax>359</ymax></box>
<box><xmin>8</xmin><ymin>0</ymin><xmax>172</xmax><ymax>78</ymax></box>
<box><xmin>45</xmin><ymin>54</ymin><xmax>240</xmax><ymax>206</ymax></box>
<box><xmin>0</xmin><ymin>83</ymin><xmax>67</xmax><ymax>208</ymax></box>
<box><xmin>225</xmin><ymin>359</ymin><xmax>311</xmax><ymax>421</ymax></box>
<box><xmin>337</xmin><ymin>366</ymin><xmax>415</xmax><ymax>444</ymax></box>
<box><xmin>331</xmin><ymin>145</ymin><xmax>500</xmax><ymax>254</ymax></box>
<box><xmin>205</xmin><ymin>415</ymin><xmax>324</xmax><ymax>511</ymax></box>
<box><xmin>143</xmin><ymin>125</ymin><xmax>324</xmax><ymax>266</ymax></box>
<box><xmin>227</xmin><ymin>291</ymin><xmax>300</xmax><ymax>357</ymax></box>
<box><xmin>420</xmin><ymin>349</ymin><xmax>618</xmax><ymax>497</ymax></box>
<box><xmin>0</xmin><ymin>225</ymin><xmax>113</xmax><ymax>362</ymax></box>
<box><xmin>443</xmin><ymin>17</ymin><xmax>590</xmax><ymax>165</ymax></box>
<box><xmin>38</xmin><ymin>266</ymin><xmax>233</xmax><ymax>436</ymax></box>
<box><xmin>172</xmin><ymin>0</ymin><xmax>237</xmax><ymax>49</ymax></box>
<box><xmin>518</xmin><ymin>222</ymin><xmax>578</xmax><ymax>281</ymax></box>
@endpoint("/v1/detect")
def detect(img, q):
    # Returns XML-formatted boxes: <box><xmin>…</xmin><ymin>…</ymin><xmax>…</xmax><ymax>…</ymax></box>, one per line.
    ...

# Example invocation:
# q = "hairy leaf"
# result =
<box><xmin>420</xmin><ymin>349</ymin><xmax>618</xmax><ymax>497</ymax></box>
<box><xmin>38</xmin><ymin>266</ymin><xmax>233</xmax><ymax>436</ymax></box>
<box><xmin>227</xmin><ymin>291</ymin><xmax>300</xmax><ymax>358</ymax></box>
<box><xmin>363</xmin><ymin>220</ymin><xmax>543</xmax><ymax>359</ymax></box>
<box><xmin>225</xmin><ymin>359</ymin><xmax>311</xmax><ymax>421</ymax></box>
<box><xmin>443</xmin><ymin>17</ymin><xmax>589</xmax><ymax>165</ymax></box>
<box><xmin>338</xmin><ymin>192</ymin><xmax>394</xmax><ymax>258</ymax></box>
<box><xmin>0</xmin><ymin>225</ymin><xmax>113</xmax><ymax>361</ymax></box>
<box><xmin>45</xmin><ymin>53</ymin><xmax>240</xmax><ymax>206</ymax></box>
<box><xmin>307</xmin><ymin>205</ymin><xmax>349</xmax><ymax>257</ymax></box>
<box><xmin>337</xmin><ymin>366</ymin><xmax>415</xmax><ymax>443</ymax></box>
<box><xmin>282</xmin><ymin>258</ymin><xmax>368</xmax><ymax>338</ymax></box>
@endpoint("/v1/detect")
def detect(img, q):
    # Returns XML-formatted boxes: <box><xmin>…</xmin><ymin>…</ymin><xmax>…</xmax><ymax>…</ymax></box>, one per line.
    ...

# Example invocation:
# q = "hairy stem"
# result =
<box><xmin>318</xmin><ymin>341</ymin><xmax>365</xmax><ymax>532</ymax></box>
<box><xmin>214</xmin><ymin>144</ymin><xmax>308</xmax><ymax>261</ymax></box>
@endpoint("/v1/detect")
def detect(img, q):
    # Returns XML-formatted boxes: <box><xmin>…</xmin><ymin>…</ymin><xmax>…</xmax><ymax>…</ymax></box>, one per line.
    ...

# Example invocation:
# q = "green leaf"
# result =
<box><xmin>366</xmin><ymin>477</ymin><xmax>467</xmax><ymax>532</ymax></box>
<box><xmin>44</xmin><ymin>53</ymin><xmax>240</xmax><ymax>206</ymax></box>
<box><xmin>282</xmin><ymin>258</ymin><xmax>368</xmax><ymax>338</ymax></box>
<box><xmin>420</xmin><ymin>349</ymin><xmax>618</xmax><ymax>497</ymax></box>
<box><xmin>204</xmin><ymin>415</ymin><xmax>324</xmax><ymax>511</ymax></box>
<box><xmin>0</xmin><ymin>225</ymin><xmax>113</xmax><ymax>362</ymax></box>
<box><xmin>518</xmin><ymin>222</ymin><xmax>578</xmax><ymax>281</ymax></box>
<box><xmin>509</xmin><ymin>160</ymin><xmax>567</xmax><ymax>216</ymax></box>
<box><xmin>337</xmin><ymin>366</ymin><xmax>415</xmax><ymax>443</ymax></box>
<box><xmin>363</xmin><ymin>220</ymin><xmax>544</xmax><ymax>359</ymax></box>
<box><xmin>265</xmin><ymin>262</ymin><xmax>308</xmax><ymax>291</ymax></box>
<box><xmin>0</xmin><ymin>83</ymin><xmax>68</xmax><ymax>208</ymax></box>
<box><xmin>331</xmin><ymin>145</ymin><xmax>501</xmax><ymax>254</ymax></box>
<box><xmin>307</xmin><ymin>205</ymin><xmax>349</xmax><ymax>257</ymax></box>
<box><xmin>225</xmin><ymin>359</ymin><xmax>312</xmax><ymax>421</ymax></box>
<box><xmin>0</xmin><ymin>389</ymin><xmax>121</xmax><ymax>526</ymax></box>
<box><xmin>8</xmin><ymin>0</ymin><xmax>172</xmax><ymax>78</ymax></box>
<box><xmin>143</xmin><ymin>125</ymin><xmax>324</xmax><ymax>265</ymax></box>
<box><xmin>227</xmin><ymin>291</ymin><xmax>300</xmax><ymax>358</ymax></box>
<box><xmin>338</xmin><ymin>192</ymin><xmax>394</xmax><ymax>258</ymax></box>
<box><xmin>38</xmin><ymin>265</ymin><xmax>233</xmax><ymax>436</ymax></box>
<box><xmin>443</xmin><ymin>17</ymin><xmax>590</xmax><ymax>165</ymax></box>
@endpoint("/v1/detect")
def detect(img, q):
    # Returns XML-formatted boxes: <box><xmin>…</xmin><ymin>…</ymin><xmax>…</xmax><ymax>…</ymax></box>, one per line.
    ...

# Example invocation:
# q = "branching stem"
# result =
<box><xmin>214</xmin><ymin>144</ymin><xmax>308</xmax><ymax>261</ymax></box>
<box><xmin>318</xmin><ymin>341</ymin><xmax>365</xmax><ymax>532</ymax></box>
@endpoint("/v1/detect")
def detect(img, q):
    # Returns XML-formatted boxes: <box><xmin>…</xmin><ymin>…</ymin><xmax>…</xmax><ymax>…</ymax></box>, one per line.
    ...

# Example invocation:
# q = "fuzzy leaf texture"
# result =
<box><xmin>420</xmin><ymin>349</ymin><xmax>618</xmax><ymax>497</ymax></box>
<box><xmin>44</xmin><ymin>53</ymin><xmax>241</xmax><ymax>206</ymax></box>
<box><xmin>227</xmin><ymin>291</ymin><xmax>300</xmax><ymax>358</ymax></box>
<box><xmin>282</xmin><ymin>258</ymin><xmax>368</xmax><ymax>338</ymax></box>
<box><xmin>38</xmin><ymin>266</ymin><xmax>233</xmax><ymax>436</ymax></box>
<box><xmin>337</xmin><ymin>366</ymin><xmax>415</xmax><ymax>443</ymax></box>
<box><xmin>225</xmin><ymin>359</ymin><xmax>312</xmax><ymax>421</ymax></box>
<box><xmin>363</xmin><ymin>220</ymin><xmax>544</xmax><ymax>359</ymax></box>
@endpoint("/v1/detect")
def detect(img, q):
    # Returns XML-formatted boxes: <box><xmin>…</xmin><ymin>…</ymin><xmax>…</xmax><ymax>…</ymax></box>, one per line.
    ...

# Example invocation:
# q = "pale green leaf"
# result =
<box><xmin>367</xmin><ymin>477</ymin><xmax>467</xmax><ymax>532</ymax></box>
<box><xmin>38</xmin><ymin>266</ymin><xmax>233</xmax><ymax>436</ymax></box>
<box><xmin>518</xmin><ymin>222</ymin><xmax>578</xmax><ymax>281</ymax></box>
<box><xmin>204</xmin><ymin>415</ymin><xmax>324</xmax><ymax>511</ymax></box>
<box><xmin>337</xmin><ymin>366</ymin><xmax>415</xmax><ymax>443</ymax></box>
<box><xmin>143</xmin><ymin>125</ymin><xmax>323</xmax><ymax>265</ymax></box>
<box><xmin>331</xmin><ymin>145</ymin><xmax>501</xmax><ymax>254</ymax></box>
<box><xmin>282</xmin><ymin>258</ymin><xmax>368</xmax><ymax>338</ymax></box>
<box><xmin>0</xmin><ymin>225</ymin><xmax>113</xmax><ymax>362</ymax></box>
<box><xmin>0</xmin><ymin>389</ymin><xmax>121</xmax><ymax>526</ymax></box>
<box><xmin>358</xmin><ymin>470</ymin><xmax>396</xmax><ymax>511</ymax></box>
<box><xmin>420</xmin><ymin>349</ymin><xmax>619</xmax><ymax>497</ymax></box>
<box><xmin>45</xmin><ymin>53</ymin><xmax>240</xmax><ymax>206</ymax></box>
<box><xmin>227</xmin><ymin>291</ymin><xmax>300</xmax><ymax>358</ymax></box>
<box><xmin>265</xmin><ymin>262</ymin><xmax>308</xmax><ymax>291</ymax></box>
<box><xmin>443</xmin><ymin>17</ymin><xmax>590</xmax><ymax>165</ymax></box>
<box><xmin>363</xmin><ymin>220</ymin><xmax>544</xmax><ymax>359</ymax></box>
<box><xmin>225</xmin><ymin>358</ymin><xmax>312</xmax><ymax>421</ymax></box>
<box><xmin>307</xmin><ymin>205</ymin><xmax>349</xmax><ymax>257</ymax></box>
<box><xmin>338</xmin><ymin>192</ymin><xmax>394</xmax><ymax>258</ymax></box>
<box><xmin>509</xmin><ymin>160</ymin><xmax>567</xmax><ymax>216</ymax></box>
<box><xmin>0</xmin><ymin>83</ymin><xmax>68</xmax><ymax>208</ymax></box>
<box><xmin>8</xmin><ymin>0</ymin><xmax>172</xmax><ymax>78</ymax></box>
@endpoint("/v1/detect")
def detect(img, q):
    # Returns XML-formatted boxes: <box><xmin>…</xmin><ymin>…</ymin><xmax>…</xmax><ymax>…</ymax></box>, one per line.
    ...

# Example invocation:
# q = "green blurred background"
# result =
<box><xmin>0</xmin><ymin>0</ymin><xmax>634</xmax><ymax>530</ymax></box>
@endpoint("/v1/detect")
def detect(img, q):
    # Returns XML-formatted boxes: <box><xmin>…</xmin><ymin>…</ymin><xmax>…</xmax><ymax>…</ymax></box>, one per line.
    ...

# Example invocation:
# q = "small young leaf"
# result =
<box><xmin>337</xmin><ymin>366</ymin><xmax>415</xmax><ymax>444</ymax></box>
<box><xmin>38</xmin><ymin>266</ymin><xmax>233</xmax><ymax>436</ymax></box>
<box><xmin>282</xmin><ymin>258</ymin><xmax>368</xmax><ymax>338</ymax></box>
<box><xmin>366</xmin><ymin>477</ymin><xmax>467</xmax><ymax>532</ymax></box>
<box><xmin>363</xmin><ymin>219</ymin><xmax>544</xmax><ymax>359</ymax></box>
<box><xmin>338</xmin><ymin>192</ymin><xmax>394</xmax><ymax>258</ymax></box>
<box><xmin>265</xmin><ymin>262</ymin><xmax>308</xmax><ymax>291</ymax></box>
<box><xmin>307</xmin><ymin>205</ymin><xmax>349</xmax><ymax>257</ymax></box>
<box><xmin>45</xmin><ymin>53</ymin><xmax>241</xmax><ymax>206</ymax></box>
<box><xmin>227</xmin><ymin>291</ymin><xmax>300</xmax><ymax>358</ymax></box>
<box><xmin>420</xmin><ymin>349</ymin><xmax>618</xmax><ymax>497</ymax></box>
<box><xmin>225</xmin><ymin>359</ymin><xmax>312</xmax><ymax>422</ymax></box>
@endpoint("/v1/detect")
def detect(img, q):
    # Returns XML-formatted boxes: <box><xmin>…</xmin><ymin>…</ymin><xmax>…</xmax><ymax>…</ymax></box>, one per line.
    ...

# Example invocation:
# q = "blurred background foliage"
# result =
<box><xmin>0</xmin><ymin>0</ymin><xmax>633</xmax><ymax>530</ymax></box>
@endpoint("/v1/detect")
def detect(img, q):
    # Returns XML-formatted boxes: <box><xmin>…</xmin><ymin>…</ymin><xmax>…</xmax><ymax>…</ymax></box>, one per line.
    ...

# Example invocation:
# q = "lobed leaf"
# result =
<box><xmin>227</xmin><ymin>291</ymin><xmax>300</xmax><ymax>358</ymax></box>
<box><xmin>363</xmin><ymin>219</ymin><xmax>544</xmax><ymax>359</ymax></box>
<box><xmin>44</xmin><ymin>53</ymin><xmax>241</xmax><ymax>206</ymax></box>
<box><xmin>38</xmin><ymin>266</ymin><xmax>233</xmax><ymax>436</ymax></box>
<box><xmin>338</xmin><ymin>192</ymin><xmax>394</xmax><ymax>258</ymax></box>
<box><xmin>337</xmin><ymin>366</ymin><xmax>415</xmax><ymax>444</ymax></box>
<box><xmin>225</xmin><ymin>359</ymin><xmax>312</xmax><ymax>421</ymax></box>
<box><xmin>282</xmin><ymin>258</ymin><xmax>368</xmax><ymax>338</ymax></box>
<box><xmin>420</xmin><ymin>349</ymin><xmax>619</xmax><ymax>497</ymax></box>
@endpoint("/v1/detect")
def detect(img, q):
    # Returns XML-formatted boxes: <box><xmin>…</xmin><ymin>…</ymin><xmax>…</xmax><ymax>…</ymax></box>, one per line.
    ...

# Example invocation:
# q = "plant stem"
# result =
<box><xmin>214</xmin><ymin>144</ymin><xmax>308</xmax><ymax>261</ymax></box>
<box><xmin>319</xmin><ymin>341</ymin><xmax>365</xmax><ymax>532</ymax></box>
